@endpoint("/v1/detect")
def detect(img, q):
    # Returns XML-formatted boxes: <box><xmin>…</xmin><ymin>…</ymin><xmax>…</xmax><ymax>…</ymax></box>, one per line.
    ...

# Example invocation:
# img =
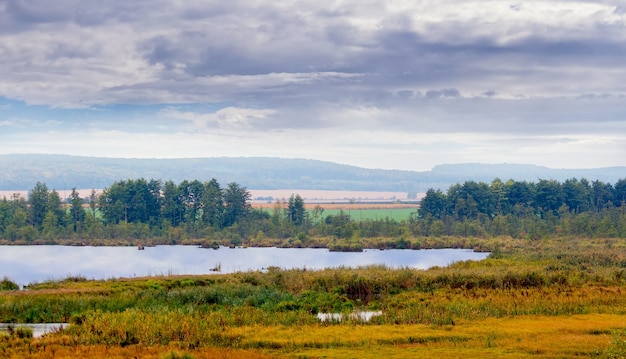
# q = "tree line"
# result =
<box><xmin>0</xmin><ymin>177</ymin><xmax>626</xmax><ymax>247</ymax></box>
<box><xmin>0</xmin><ymin>178</ymin><xmax>312</xmax><ymax>244</ymax></box>
<box><xmin>98</xmin><ymin>179</ymin><xmax>252</xmax><ymax>230</ymax></box>
<box><xmin>420</xmin><ymin>178</ymin><xmax>626</xmax><ymax>219</ymax></box>
<box><xmin>416</xmin><ymin>177</ymin><xmax>626</xmax><ymax>239</ymax></box>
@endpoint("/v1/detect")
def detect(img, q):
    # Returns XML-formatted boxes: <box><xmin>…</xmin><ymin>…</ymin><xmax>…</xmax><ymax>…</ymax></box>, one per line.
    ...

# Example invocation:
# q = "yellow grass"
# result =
<box><xmin>13</xmin><ymin>314</ymin><xmax>621</xmax><ymax>358</ymax></box>
<box><xmin>238</xmin><ymin>314</ymin><xmax>625</xmax><ymax>358</ymax></box>
<box><xmin>0</xmin><ymin>342</ymin><xmax>271</xmax><ymax>359</ymax></box>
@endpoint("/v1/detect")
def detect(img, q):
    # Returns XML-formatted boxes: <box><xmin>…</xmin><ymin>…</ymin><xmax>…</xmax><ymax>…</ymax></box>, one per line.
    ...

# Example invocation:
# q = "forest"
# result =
<box><xmin>0</xmin><ymin>177</ymin><xmax>625</xmax><ymax>249</ymax></box>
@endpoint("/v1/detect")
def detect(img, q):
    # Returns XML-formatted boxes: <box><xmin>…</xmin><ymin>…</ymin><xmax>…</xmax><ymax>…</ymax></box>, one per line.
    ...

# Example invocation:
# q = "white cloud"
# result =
<box><xmin>160</xmin><ymin>107</ymin><xmax>279</xmax><ymax>130</ymax></box>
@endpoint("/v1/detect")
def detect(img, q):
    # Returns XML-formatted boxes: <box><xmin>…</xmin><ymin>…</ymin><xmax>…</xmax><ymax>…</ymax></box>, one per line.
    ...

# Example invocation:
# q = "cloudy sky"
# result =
<box><xmin>1</xmin><ymin>0</ymin><xmax>625</xmax><ymax>171</ymax></box>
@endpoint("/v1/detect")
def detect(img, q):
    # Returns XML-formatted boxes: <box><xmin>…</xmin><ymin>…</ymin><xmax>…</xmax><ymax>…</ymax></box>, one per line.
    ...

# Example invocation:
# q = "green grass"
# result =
<box><xmin>257</xmin><ymin>207</ymin><xmax>417</xmax><ymax>222</ymax></box>
<box><xmin>322</xmin><ymin>208</ymin><xmax>417</xmax><ymax>222</ymax></box>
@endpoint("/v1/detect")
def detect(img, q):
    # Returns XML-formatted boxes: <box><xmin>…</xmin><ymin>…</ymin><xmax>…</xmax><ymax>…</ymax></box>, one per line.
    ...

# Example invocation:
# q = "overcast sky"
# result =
<box><xmin>1</xmin><ymin>0</ymin><xmax>625</xmax><ymax>171</ymax></box>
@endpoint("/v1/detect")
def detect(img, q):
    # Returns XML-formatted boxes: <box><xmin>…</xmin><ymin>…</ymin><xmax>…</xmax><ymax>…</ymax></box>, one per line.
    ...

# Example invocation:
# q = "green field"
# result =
<box><xmin>257</xmin><ymin>207</ymin><xmax>418</xmax><ymax>222</ymax></box>
<box><xmin>321</xmin><ymin>208</ymin><xmax>417</xmax><ymax>221</ymax></box>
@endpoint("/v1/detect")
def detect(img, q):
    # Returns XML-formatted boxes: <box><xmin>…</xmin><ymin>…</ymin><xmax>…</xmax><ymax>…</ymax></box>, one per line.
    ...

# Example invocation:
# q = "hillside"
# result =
<box><xmin>0</xmin><ymin>154</ymin><xmax>624</xmax><ymax>192</ymax></box>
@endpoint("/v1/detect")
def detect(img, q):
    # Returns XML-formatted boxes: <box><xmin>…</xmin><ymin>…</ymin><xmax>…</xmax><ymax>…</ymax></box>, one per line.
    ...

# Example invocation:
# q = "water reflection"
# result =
<box><xmin>0</xmin><ymin>246</ymin><xmax>489</xmax><ymax>287</ymax></box>
<box><xmin>317</xmin><ymin>311</ymin><xmax>383</xmax><ymax>322</ymax></box>
<box><xmin>0</xmin><ymin>323</ymin><xmax>68</xmax><ymax>338</ymax></box>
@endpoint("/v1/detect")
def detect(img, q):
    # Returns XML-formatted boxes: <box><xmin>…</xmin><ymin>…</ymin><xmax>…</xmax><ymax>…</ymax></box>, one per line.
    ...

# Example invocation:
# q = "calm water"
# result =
<box><xmin>0</xmin><ymin>323</ymin><xmax>69</xmax><ymax>338</ymax></box>
<box><xmin>0</xmin><ymin>245</ymin><xmax>489</xmax><ymax>286</ymax></box>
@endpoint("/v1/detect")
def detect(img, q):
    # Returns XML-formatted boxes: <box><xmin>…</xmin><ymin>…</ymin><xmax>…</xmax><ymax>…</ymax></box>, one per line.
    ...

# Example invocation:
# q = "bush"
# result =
<box><xmin>163</xmin><ymin>351</ymin><xmax>195</xmax><ymax>359</ymax></box>
<box><xmin>10</xmin><ymin>326</ymin><xmax>33</xmax><ymax>339</ymax></box>
<box><xmin>15</xmin><ymin>326</ymin><xmax>33</xmax><ymax>339</ymax></box>
<box><xmin>0</xmin><ymin>277</ymin><xmax>19</xmax><ymax>291</ymax></box>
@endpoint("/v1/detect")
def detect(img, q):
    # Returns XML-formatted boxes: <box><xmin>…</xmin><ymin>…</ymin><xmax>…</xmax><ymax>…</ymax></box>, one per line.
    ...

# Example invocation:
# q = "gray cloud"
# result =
<box><xmin>2</xmin><ymin>1</ymin><xmax>625</xmax><ymax>101</ymax></box>
<box><xmin>0</xmin><ymin>1</ymin><xmax>625</xmax><ymax>170</ymax></box>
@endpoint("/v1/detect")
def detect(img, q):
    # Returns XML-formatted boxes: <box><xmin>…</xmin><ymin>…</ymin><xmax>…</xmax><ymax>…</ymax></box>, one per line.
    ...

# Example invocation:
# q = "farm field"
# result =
<box><xmin>249</xmin><ymin>189</ymin><xmax>415</xmax><ymax>203</ymax></box>
<box><xmin>0</xmin><ymin>236</ymin><xmax>625</xmax><ymax>358</ymax></box>
<box><xmin>252</xmin><ymin>202</ymin><xmax>419</xmax><ymax>222</ymax></box>
<box><xmin>320</xmin><ymin>207</ymin><xmax>417</xmax><ymax>221</ymax></box>
<box><xmin>1</xmin><ymin>188</ymin><xmax>416</xmax><ymax>201</ymax></box>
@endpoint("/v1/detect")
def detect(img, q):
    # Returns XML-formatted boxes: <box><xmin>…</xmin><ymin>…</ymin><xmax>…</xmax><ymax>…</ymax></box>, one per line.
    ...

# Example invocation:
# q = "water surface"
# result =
<box><xmin>0</xmin><ymin>323</ymin><xmax>69</xmax><ymax>338</ymax></box>
<box><xmin>0</xmin><ymin>245</ymin><xmax>489</xmax><ymax>286</ymax></box>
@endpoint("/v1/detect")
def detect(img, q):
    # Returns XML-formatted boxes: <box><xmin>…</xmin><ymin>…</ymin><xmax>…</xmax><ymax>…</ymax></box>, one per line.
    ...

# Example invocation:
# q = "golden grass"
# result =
<box><xmin>242</xmin><ymin>314</ymin><xmax>625</xmax><ymax>358</ymax></box>
<box><xmin>12</xmin><ymin>314</ymin><xmax>621</xmax><ymax>358</ymax></box>
<box><xmin>0</xmin><ymin>341</ymin><xmax>272</xmax><ymax>359</ymax></box>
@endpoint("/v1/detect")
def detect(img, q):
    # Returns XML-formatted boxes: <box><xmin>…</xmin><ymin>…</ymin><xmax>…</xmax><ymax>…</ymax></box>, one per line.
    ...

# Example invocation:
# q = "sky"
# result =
<box><xmin>1</xmin><ymin>0</ymin><xmax>626</xmax><ymax>172</ymax></box>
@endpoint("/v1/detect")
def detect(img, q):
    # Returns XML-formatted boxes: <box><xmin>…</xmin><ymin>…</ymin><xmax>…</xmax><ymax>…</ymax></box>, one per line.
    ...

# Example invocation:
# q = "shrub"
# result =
<box><xmin>0</xmin><ymin>277</ymin><xmax>19</xmax><ymax>291</ymax></box>
<box><xmin>163</xmin><ymin>351</ymin><xmax>195</xmax><ymax>359</ymax></box>
<box><xmin>14</xmin><ymin>326</ymin><xmax>33</xmax><ymax>339</ymax></box>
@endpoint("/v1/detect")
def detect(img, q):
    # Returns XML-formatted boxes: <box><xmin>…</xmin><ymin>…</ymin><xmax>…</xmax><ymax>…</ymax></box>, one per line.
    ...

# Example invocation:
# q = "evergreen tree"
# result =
<box><xmin>178</xmin><ymin>179</ymin><xmax>204</xmax><ymax>227</ymax></box>
<box><xmin>614</xmin><ymin>178</ymin><xmax>626</xmax><ymax>206</ymax></box>
<box><xmin>89</xmin><ymin>189</ymin><xmax>98</xmax><ymax>218</ymax></box>
<box><xmin>562</xmin><ymin>178</ymin><xmax>592</xmax><ymax>213</ymax></box>
<box><xmin>69</xmin><ymin>188</ymin><xmax>86</xmax><ymax>232</ymax></box>
<box><xmin>287</xmin><ymin>194</ymin><xmax>305</xmax><ymax>226</ymax></box>
<box><xmin>535</xmin><ymin>179</ymin><xmax>565</xmax><ymax>216</ymax></box>
<box><xmin>490</xmin><ymin>178</ymin><xmax>509</xmax><ymax>215</ymax></box>
<box><xmin>29</xmin><ymin>182</ymin><xmax>50</xmax><ymax>228</ymax></box>
<box><xmin>162</xmin><ymin>180</ymin><xmax>184</xmax><ymax>226</ymax></box>
<box><xmin>47</xmin><ymin>190</ymin><xmax>65</xmax><ymax>226</ymax></box>
<box><xmin>202</xmin><ymin>179</ymin><xmax>223</xmax><ymax>228</ymax></box>
<box><xmin>222</xmin><ymin>182</ymin><xmax>251</xmax><ymax>227</ymax></box>
<box><xmin>591</xmin><ymin>180</ymin><xmax>614</xmax><ymax>212</ymax></box>
<box><xmin>99</xmin><ymin>179</ymin><xmax>162</xmax><ymax>225</ymax></box>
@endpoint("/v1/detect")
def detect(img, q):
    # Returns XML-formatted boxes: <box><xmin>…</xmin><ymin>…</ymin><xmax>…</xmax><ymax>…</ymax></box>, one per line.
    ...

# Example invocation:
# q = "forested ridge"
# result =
<box><xmin>2</xmin><ymin>154</ymin><xmax>626</xmax><ymax>192</ymax></box>
<box><xmin>1</xmin><ymin>177</ymin><xmax>626</xmax><ymax>248</ymax></box>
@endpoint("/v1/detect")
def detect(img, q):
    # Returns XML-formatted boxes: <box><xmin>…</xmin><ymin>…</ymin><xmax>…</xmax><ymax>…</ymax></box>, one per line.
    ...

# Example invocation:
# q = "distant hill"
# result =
<box><xmin>0</xmin><ymin>154</ymin><xmax>624</xmax><ymax>192</ymax></box>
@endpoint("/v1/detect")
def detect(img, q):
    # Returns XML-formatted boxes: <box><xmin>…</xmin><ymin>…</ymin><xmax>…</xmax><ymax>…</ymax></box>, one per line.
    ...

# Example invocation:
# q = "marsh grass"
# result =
<box><xmin>599</xmin><ymin>329</ymin><xmax>626</xmax><ymax>359</ymax></box>
<box><xmin>12</xmin><ymin>326</ymin><xmax>33</xmax><ymax>339</ymax></box>
<box><xmin>0</xmin><ymin>236</ymin><xmax>625</xmax><ymax>357</ymax></box>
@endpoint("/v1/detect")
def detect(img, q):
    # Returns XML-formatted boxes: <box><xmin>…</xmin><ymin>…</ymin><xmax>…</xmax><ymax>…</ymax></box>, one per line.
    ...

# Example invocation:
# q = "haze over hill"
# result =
<box><xmin>0</xmin><ymin>154</ymin><xmax>625</xmax><ymax>194</ymax></box>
